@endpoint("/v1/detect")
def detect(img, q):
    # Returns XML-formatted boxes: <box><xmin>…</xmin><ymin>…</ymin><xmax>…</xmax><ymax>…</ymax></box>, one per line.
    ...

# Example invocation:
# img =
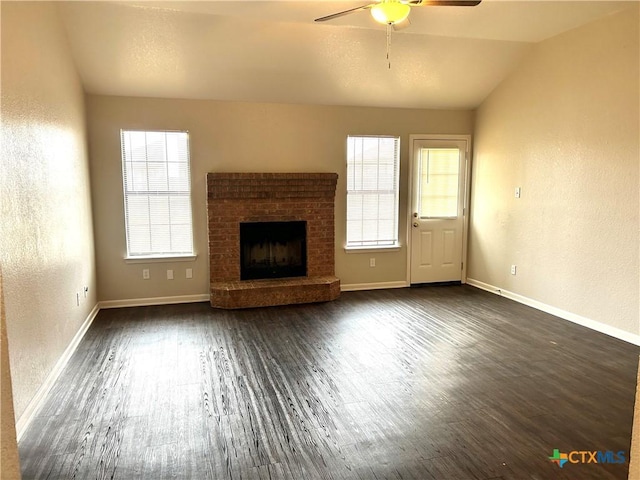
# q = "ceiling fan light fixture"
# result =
<box><xmin>370</xmin><ymin>0</ymin><xmax>411</xmax><ymax>25</ymax></box>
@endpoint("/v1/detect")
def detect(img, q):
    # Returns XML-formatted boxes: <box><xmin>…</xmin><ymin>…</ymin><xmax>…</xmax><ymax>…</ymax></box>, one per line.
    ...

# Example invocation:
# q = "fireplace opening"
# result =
<box><xmin>240</xmin><ymin>221</ymin><xmax>307</xmax><ymax>280</ymax></box>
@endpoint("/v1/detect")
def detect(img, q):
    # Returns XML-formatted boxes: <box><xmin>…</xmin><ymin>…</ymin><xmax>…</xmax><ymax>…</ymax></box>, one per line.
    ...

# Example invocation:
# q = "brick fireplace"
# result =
<box><xmin>207</xmin><ymin>173</ymin><xmax>340</xmax><ymax>308</ymax></box>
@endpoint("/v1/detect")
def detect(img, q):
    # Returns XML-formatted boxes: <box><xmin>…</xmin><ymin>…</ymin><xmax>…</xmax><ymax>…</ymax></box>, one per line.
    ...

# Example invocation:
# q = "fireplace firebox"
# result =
<box><xmin>240</xmin><ymin>221</ymin><xmax>307</xmax><ymax>280</ymax></box>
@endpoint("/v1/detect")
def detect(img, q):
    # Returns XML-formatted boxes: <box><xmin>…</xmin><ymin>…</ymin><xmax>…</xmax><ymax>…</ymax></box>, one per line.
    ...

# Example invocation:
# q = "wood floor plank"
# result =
<box><xmin>18</xmin><ymin>285</ymin><xmax>639</xmax><ymax>479</ymax></box>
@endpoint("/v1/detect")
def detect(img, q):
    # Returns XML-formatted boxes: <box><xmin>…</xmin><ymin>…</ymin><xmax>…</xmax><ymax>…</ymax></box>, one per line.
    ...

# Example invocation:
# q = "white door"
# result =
<box><xmin>409</xmin><ymin>136</ymin><xmax>469</xmax><ymax>284</ymax></box>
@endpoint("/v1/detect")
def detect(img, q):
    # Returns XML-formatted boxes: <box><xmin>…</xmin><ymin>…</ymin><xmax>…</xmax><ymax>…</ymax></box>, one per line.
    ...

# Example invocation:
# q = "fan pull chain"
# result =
<box><xmin>386</xmin><ymin>23</ymin><xmax>392</xmax><ymax>69</ymax></box>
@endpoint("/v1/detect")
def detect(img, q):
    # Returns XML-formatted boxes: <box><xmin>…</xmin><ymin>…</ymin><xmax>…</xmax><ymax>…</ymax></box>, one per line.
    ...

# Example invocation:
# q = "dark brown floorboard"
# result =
<box><xmin>18</xmin><ymin>285</ymin><xmax>639</xmax><ymax>479</ymax></box>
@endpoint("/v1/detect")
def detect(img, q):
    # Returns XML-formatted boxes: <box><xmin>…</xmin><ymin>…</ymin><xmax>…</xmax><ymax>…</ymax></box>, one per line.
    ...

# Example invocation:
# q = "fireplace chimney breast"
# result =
<box><xmin>207</xmin><ymin>173</ymin><xmax>340</xmax><ymax>308</ymax></box>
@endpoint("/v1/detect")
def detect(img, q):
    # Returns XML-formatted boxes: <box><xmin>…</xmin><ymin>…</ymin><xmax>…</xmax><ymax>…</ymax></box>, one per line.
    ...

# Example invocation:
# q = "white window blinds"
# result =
<box><xmin>346</xmin><ymin>136</ymin><xmax>400</xmax><ymax>248</ymax></box>
<box><xmin>120</xmin><ymin>130</ymin><xmax>194</xmax><ymax>257</ymax></box>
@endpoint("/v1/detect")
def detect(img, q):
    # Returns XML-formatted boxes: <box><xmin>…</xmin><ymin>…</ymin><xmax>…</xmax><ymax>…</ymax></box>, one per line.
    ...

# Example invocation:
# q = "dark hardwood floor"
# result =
<box><xmin>18</xmin><ymin>285</ymin><xmax>639</xmax><ymax>479</ymax></box>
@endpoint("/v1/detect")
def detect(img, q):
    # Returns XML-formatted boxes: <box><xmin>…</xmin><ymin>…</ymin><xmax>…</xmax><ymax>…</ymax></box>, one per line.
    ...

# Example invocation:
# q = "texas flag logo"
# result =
<box><xmin>549</xmin><ymin>449</ymin><xmax>569</xmax><ymax>468</ymax></box>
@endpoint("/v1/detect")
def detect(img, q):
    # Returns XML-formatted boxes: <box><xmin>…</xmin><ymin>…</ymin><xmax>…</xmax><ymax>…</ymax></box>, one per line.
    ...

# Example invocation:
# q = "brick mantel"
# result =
<box><xmin>207</xmin><ymin>172</ymin><xmax>339</xmax><ymax>201</ymax></box>
<box><xmin>207</xmin><ymin>172</ymin><xmax>340</xmax><ymax>308</ymax></box>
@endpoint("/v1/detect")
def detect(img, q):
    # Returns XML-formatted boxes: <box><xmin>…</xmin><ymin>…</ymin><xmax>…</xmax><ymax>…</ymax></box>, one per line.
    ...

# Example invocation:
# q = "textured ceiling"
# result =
<box><xmin>57</xmin><ymin>1</ymin><xmax>633</xmax><ymax>109</ymax></box>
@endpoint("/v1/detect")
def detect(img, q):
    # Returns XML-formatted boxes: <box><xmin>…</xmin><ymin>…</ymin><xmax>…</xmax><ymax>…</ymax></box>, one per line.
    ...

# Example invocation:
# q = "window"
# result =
<box><xmin>417</xmin><ymin>148</ymin><xmax>460</xmax><ymax>218</ymax></box>
<box><xmin>346</xmin><ymin>136</ymin><xmax>400</xmax><ymax>249</ymax></box>
<box><xmin>120</xmin><ymin>130</ymin><xmax>194</xmax><ymax>258</ymax></box>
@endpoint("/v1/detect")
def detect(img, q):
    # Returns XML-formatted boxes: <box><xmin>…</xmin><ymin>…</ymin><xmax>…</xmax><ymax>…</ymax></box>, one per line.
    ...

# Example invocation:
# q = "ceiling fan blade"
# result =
<box><xmin>314</xmin><ymin>3</ymin><xmax>376</xmax><ymax>22</ymax></box>
<box><xmin>406</xmin><ymin>0</ymin><xmax>481</xmax><ymax>6</ymax></box>
<box><xmin>392</xmin><ymin>17</ymin><xmax>411</xmax><ymax>31</ymax></box>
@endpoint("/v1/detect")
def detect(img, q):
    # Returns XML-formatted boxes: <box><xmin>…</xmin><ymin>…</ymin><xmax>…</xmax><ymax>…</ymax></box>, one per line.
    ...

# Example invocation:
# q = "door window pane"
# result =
<box><xmin>418</xmin><ymin>148</ymin><xmax>460</xmax><ymax>218</ymax></box>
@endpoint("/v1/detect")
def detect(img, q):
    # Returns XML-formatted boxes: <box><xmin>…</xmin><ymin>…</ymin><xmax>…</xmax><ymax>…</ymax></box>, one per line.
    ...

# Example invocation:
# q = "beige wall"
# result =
<box><xmin>0</xmin><ymin>1</ymin><xmax>97</xmax><ymax>424</ymax></box>
<box><xmin>86</xmin><ymin>96</ymin><xmax>474</xmax><ymax>300</ymax></box>
<box><xmin>469</xmin><ymin>6</ymin><xmax>639</xmax><ymax>336</ymax></box>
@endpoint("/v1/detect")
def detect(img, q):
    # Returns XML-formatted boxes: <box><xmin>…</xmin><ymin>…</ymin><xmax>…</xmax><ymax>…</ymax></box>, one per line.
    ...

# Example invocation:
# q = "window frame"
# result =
<box><xmin>120</xmin><ymin>129</ymin><xmax>196</xmax><ymax>262</ymax></box>
<box><xmin>344</xmin><ymin>135</ymin><xmax>401</xmax><ymax>251</ymax></box>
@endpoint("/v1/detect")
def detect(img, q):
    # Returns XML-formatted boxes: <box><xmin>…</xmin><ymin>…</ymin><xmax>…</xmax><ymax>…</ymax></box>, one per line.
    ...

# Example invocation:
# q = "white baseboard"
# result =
<box><xmin>466</xmin><ymin>278</ymin><xmax>640</xmax><ymax>346</ymax></box>
<box><xmin>16</xmin><ymin>302</ymin><xmax>100</xmax><ymax>441</ymax></box>
<box><xmin>341</xmin><ymin>281</ymin><xmax>409</xmax><ymax>292</ymax></box>
<box><xmin>99</xmin><ymin>294</ymin><xmax>210</xmax><ymax>309</ymax></box>
<box><xmin>466</xmin><ymin>278</ymin><xmax>502</xmax><ymax>295</ymax></box>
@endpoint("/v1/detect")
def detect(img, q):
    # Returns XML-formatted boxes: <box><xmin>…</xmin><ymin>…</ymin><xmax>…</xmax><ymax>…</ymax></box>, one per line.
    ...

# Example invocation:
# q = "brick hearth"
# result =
<box><xmin>207</xmin><ymin>173</ymin><xmax>340</xmax><ymax>308</ymax></box>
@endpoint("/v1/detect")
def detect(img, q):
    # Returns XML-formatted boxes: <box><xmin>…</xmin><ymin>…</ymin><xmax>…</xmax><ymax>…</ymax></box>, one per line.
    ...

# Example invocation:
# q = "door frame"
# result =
<box><xmin>406</xmin><ymin>134</ymin><xmax>472</xmax><ymax>285</ymax></box>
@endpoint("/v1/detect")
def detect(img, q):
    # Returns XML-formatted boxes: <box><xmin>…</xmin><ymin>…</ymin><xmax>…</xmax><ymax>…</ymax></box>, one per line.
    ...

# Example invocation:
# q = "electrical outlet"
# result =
<box><xmin>186</xmin><ymin>268</ymin><xmax>193</xmax><ymax>279</ymax></box>
<box><xmin>167</xmin><ymin>269</ymin><xmax>174</xmax><ymax>280</ymax></box>
<box><xmin>511</xmin><ymin>265</ymin><xmax>517</xmax><ymax>275</ymax></box>
<box><xmin>515</xmin><ymin>187</ymin><xmax>521</xmax><ymax>198</ymax></box>
<box><xmin>143</xmin><ymin>269</ymin><xmax>150</xmax><ymax>280</ymax></box>
<box><xmin>369</xmin><ymin>258</ymin><xmax>376</xmax><ymax>268</ymax></box>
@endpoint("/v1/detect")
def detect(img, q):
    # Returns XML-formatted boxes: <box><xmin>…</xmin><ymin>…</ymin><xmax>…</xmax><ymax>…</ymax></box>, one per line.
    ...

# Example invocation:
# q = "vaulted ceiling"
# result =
<box><xmin>57</xmin><ymin>1</ymin><xmax>632</xmax><ymax>109</ymax></box>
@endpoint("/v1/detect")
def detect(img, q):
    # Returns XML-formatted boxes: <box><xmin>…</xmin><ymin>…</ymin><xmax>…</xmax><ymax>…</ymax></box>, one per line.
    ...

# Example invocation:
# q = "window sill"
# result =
<box><xmin>344</xmin><ymin>246</ymin><xmax>401</xmax><ymax>254</ymax></box>
<box><xmin>124</xmin><ymin>255</ymin><xmax>197</xmax><ymax>264</ymax></box>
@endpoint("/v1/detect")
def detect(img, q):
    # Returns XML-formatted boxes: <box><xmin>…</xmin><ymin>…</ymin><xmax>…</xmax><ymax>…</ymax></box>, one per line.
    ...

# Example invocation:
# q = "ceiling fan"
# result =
<box><xmin>315</xmin><ymin>0</ymin><xmax>481</xmax><ymax>68</ymax></box>
<box><xmin>315</xmin><ymin>0</ymin><xmax>482</xmax><ymax>29</ymax></box>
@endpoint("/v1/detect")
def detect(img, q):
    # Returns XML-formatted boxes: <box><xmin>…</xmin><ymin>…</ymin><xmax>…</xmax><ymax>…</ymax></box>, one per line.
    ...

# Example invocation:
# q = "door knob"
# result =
<box><xmin>413</xmin><ymin>222</ymin><xmax>419</xmax><ymax>228</ymax></box>
<box><xmin>413</xmin><ymin>212</ymin><xmax>418</xmax><ymax>218</ymax></box>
